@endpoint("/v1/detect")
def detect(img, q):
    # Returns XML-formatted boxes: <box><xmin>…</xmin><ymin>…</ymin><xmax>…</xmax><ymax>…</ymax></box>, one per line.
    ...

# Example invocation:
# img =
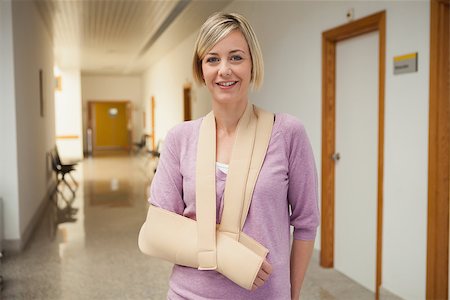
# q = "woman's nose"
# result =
<box><xmin>218</xmin><ymin>62</ymin><xmax>231</xmax><ymax>77</ymax></box>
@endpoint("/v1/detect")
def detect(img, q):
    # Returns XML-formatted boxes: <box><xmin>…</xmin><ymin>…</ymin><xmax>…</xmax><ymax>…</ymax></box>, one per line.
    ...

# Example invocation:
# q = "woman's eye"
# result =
<box><xmin>206</xmin><ymin>57</ymin><xmax>219</xmax><ymax>63</ymax></box>
<box><xmin>231</xmin><ymin>55</ymin><xmax>243</xmax><ymax>61</ymax></box>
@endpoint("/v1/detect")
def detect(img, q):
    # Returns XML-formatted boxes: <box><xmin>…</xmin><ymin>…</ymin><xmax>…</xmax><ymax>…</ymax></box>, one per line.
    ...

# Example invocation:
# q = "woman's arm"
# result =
<box><xmin>290</xmin><ymin>239</ymin><xmax>315</xmax><ymax>300</ymax></box>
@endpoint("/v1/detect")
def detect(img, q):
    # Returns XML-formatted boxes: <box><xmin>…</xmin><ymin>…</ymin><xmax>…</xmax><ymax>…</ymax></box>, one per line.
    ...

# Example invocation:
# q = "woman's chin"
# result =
<box><xmin>212</xmin><ymin>93</ymin><xmax>248</xmax><ymax>106</ymax></box>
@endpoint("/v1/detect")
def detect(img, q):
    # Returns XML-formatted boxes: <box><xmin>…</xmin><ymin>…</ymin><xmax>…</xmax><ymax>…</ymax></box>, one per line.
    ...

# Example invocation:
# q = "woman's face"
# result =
<box><xmin>202</xmin><ymin>30</ymin><xmax>252</xmax><ymax>106</ymax></box>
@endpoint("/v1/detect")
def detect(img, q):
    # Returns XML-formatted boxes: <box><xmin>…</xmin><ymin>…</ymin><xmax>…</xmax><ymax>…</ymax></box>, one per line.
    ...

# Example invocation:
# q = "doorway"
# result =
<box><xmin>321</xmin><ymin>11</ymin><xmax>386</xmax><ymax>298</ymax></box>
<box><xmin>87</xmin><ymin>101</ymin><xmax>132</xmax><ymax>154</ymax></box>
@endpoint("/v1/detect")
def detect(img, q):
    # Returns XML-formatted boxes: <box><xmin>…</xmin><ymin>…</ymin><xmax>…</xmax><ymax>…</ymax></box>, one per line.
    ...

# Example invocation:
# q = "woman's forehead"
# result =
<box><xmin>207</xmin><ymin>30</ymin><xmax>249</xmax><ymax>54</ymax></box>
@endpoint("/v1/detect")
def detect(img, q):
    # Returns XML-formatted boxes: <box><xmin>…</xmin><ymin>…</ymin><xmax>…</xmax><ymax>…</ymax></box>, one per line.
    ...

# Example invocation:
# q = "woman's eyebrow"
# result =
<box><xmin>206</xmin><ymin>49</ymin><xmax>245</xmax><ymax>56</ymax></box>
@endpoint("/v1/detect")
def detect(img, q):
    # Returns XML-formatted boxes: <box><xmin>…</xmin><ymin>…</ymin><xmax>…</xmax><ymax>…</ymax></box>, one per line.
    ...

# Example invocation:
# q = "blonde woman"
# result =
<box><xmin>144</xmin><ymin>12</ymin><xmax>319</xmax><ymax>300</ymax></box>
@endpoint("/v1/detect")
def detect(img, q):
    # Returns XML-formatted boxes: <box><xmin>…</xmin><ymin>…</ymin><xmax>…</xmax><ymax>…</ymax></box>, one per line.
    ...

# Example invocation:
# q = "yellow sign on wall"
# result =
<box><xmin>393</xmin><ymin>52</ymin><xmax>418</xmax><ymax>75</ymax></box>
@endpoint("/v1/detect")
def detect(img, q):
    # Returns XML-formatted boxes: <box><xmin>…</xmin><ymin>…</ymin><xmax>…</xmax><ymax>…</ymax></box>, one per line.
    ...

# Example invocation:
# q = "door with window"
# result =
<box><xmin>88</xmin><ymin>101</ymin><xmax>131</xmax><ymax>153</ymax></box>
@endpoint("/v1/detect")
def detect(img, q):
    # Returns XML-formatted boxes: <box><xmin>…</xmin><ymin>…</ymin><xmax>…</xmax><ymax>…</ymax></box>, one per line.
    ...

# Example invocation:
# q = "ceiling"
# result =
<box><xmin>35</xmin><ymin>0</ymin><xmax>232</xmax><ymax>75</ymax></box>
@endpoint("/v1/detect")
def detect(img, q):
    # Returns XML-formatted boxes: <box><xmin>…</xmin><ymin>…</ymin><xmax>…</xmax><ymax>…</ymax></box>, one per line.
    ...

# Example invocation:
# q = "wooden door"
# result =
<box><xmin>88</xmin><ymin>101</ymin><xmax>131</xmax><ymax>153</ymax></box>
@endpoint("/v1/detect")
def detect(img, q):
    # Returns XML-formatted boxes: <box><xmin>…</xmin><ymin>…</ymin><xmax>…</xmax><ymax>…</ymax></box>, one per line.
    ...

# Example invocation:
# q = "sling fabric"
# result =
<box><xmin>138</xmin><ymin>205</ymin><xmax>267</xmax><ymax>290</ymax></box>
<box><xmin>196</xmin><ymin>104</ymin><xmax>273</xmax><ymax>270</ymax></box>
<box><xmin>196</xmin><ymin>107</ymin><xmax>218</xmax><ymax>270</ymax></box>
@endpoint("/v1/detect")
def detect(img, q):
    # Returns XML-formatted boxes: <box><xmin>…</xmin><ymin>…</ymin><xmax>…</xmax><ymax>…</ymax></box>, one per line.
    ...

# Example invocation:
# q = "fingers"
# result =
<box><xmin>257</xmin><ymin>268</ymin><xmax>269</xmax><ymax>281</ymax></box>
<box><xmin>252</xmin><ymin>259</ymin><xmax>273</xmax><ymax>291</ymax></box>
<box><xmin>261</xmin><ymin>259</ymin><xmax>273</xmax><ymax>275</ymax></box>
<box><xmin>254</xmin><ymin>276</ymin><xmax>265</xmax><ymax>287</ymax></box>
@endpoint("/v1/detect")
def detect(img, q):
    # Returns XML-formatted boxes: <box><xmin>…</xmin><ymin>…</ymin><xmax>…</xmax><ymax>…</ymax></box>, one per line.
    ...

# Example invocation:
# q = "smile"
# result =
<box><xmin>217</xmin><ymin>81</ymin><xmax>238</xmax><ymax>87</ymax></box>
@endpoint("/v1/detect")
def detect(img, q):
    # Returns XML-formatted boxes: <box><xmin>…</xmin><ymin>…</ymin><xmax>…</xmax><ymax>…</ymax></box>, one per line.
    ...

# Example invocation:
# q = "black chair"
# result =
<box><xmin>134</xmin><ymin>134</ymin><xmax>150</xmax><ymax>153</ymax></box>
<box><xmin>50</xmin><ymin>149</ymin><xmax>77</xmax><ymax>196</ymax></box>
<box><xmin>146</xmin><ymin>140</ymin><xmax>163</xmax><ymax>173</ymax></box>
<box><xmin>54</xmin><ymin>146</ymin><xmax>78</xmax><ymax>187</ymax></box>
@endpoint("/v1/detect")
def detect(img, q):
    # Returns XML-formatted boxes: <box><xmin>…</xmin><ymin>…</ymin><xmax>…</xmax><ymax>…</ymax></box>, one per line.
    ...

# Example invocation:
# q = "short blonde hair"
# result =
<box><xmin>192</xmin><ymin>12</ymin><xmax>264</xmax><ymax>89</ymax></box>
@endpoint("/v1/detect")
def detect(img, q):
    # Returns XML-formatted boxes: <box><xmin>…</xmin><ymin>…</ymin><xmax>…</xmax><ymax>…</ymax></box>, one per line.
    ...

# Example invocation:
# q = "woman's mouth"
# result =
<box><xmin>216</xmin><ymin>81</ymin><xmax>238</xmax><ymax>88</ymax></box>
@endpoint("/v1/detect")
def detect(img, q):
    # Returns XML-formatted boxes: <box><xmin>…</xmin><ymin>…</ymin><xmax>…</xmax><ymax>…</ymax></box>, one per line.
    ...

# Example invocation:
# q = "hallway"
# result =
<box><xmin>2</xmin><ymin>154</ymin><xmax>401</xmax><ymax>300</ymax></box>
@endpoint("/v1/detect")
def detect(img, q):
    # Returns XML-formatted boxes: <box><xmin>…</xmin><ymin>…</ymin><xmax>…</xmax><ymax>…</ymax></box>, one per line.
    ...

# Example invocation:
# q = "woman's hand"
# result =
<box><xmin>251</xmin><ymin>259</ymin><xmax>273</xmax><ymax>291</ymax></box>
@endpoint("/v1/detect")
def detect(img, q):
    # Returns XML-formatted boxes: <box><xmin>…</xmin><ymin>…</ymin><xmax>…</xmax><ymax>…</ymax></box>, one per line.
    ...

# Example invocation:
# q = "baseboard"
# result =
<box><xmin>3</xmin><ymin>181</ymin><xmax>56</xmax><ymax>253</ymax></box>
<box><xmin>2</xmin><ymin>239</ymin><xmax>21</xmax><ymax>253</ymax></box>
<box><xmin>379</xmin><ymin>286</ymin><xmax>404</xmax><ymax>300</ymax></box>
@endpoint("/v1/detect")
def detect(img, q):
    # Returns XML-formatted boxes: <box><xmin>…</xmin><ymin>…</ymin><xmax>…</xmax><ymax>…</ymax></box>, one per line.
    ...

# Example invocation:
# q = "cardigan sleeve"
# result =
<box><xmin>148</xmin><ymin>128</ymin><xmax>185</xmax><ymax>215</ymax></box>
<box><xmin>284</xmin><ymin>117</ymin><xmax>320</xmax><ymax>241</ymax></box>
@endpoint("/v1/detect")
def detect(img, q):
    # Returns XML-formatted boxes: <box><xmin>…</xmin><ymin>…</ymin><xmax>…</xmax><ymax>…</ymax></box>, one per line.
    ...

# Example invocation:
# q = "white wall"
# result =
<box><xmin>81</xmin><ymin>75</ymin><xmax>143</xmax><ymax>151</ymax></box>
<box><xmin>142</xmin><ymin>34</ymin><xmax>212</xmax><ymax>145</ymax></box>
<box><xmin>142</xmin><ymin>1</ymin><xmax>430</xmax><ymax>299</ymax></box>
<box><xmin>3</xmin><ymin>0</ymin><xmax>55</xmax><ymax>247</ymax></box>
<box><xmin>0</xmin><ymin>0</ymin><xmax>20</xmax><ymax>241</ymax></box>
<box><xmin>55</xmin><ymin>68</ymin><xmax>83</xmax><ymax>160</ymax></box>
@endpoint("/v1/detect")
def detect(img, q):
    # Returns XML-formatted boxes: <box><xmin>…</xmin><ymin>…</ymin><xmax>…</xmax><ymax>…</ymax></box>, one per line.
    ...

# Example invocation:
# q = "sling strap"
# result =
<box><xmin>196</xmin><ymin>107</ymin><xmax>218</xmax><ymax>270</ymax></box>
<box><xmin>196</xmin><ymin>103</ymin><xmax>274</xmax><ymax>270</ymax></box>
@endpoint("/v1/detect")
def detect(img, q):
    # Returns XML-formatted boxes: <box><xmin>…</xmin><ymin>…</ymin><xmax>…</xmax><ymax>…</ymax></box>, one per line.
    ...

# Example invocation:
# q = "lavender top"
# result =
<box><xmin>149</xmin><ymin>113</ymin><xmax>320</xmax><ymax>300</ymax></box>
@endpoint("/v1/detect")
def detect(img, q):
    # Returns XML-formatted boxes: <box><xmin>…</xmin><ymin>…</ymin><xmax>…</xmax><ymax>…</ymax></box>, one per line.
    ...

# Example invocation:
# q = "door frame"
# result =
<box><xmin>426</xmin><ymin>0</ymin><xmax>450</xmax><ymax>299</ymax></box>
<box><xmin>183</xmin><ymin>83</ymin><xmax>192</xmax><ymax>121</ymax></box>
<box><xmin>320</xmin><ymin>11</ymin><xmax>386</xmax><ymax>298</ymax></box>
<box><xmin>151</xmin><ymin>96</ymin><xmax>155</xmax><ymax>151</ymax></box>
<box><xmin>87</xmin><ymin>100</ymin><xmax>132</xmax><ymax>153</ymax></box>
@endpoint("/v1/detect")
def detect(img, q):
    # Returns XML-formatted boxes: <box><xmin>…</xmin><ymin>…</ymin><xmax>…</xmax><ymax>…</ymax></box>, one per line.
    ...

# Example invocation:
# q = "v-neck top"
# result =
<box><xmin>149</xmin><ymin>113</ymin><xmax>319</xmax><ymax>300</ymax></box>
<box><xmin>215</xmin><ymin>162</ymin><xmax>229</xmax><ymax>175</ymax></box>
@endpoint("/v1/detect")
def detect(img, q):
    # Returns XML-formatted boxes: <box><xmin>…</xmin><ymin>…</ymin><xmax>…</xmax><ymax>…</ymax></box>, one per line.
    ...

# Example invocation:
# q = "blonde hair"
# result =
<box><xmin>192</xmin><ymin>12</ymin><xmax>264</xmax><ymax>89</ymax></box>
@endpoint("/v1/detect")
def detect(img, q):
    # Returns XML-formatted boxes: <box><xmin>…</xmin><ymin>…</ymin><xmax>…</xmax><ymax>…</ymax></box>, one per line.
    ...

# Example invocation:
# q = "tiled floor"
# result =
<box><xmin>2</xmin><ymin>154</ymin><xmax>402</xmax><ymax>300</ymax></box>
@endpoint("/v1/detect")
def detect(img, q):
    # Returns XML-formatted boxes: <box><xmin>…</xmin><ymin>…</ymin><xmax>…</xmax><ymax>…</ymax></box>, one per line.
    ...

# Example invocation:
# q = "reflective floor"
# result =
<box><xmin>2</xmin><ymin>154</ymin><xmax>402</xmax><ymax>299</ymax></box>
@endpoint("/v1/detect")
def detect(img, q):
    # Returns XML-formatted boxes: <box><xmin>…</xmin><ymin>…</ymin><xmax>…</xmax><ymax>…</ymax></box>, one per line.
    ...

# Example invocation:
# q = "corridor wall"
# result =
<box><xmin>142</xmin><ymin>34</ymin><xmax>212</xmax><ymax>145</ymax></box>
<box><xmin>55</xmin><ymin>68</ymin><xmax>83</xmax><ymax>160</ymax></box>
<box><xmin>141</xmin><ymin>1</ymin><xmax>430</xmax><ymax>299</ymax></box>
<box><xmin>0</xmin><ymin>0</ymin><xmax>56</xmax><ymax>250</ymax></box>
<box><xmin>0</xmin><ymin>0</ymin><xmax>20</xmax><ymax>244</ymax></box>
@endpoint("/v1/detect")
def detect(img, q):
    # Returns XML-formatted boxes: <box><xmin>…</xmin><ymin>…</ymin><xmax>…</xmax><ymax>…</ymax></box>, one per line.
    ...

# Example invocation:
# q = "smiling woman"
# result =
<box><xmin>200</xmin><ymin>30</ymin><xmax>252</xmax><ymax>107</ymax></box>
<box><xmin>138</xmin><ymin>12</ymin><xmax>320</xmax><ymax>300</ymax></box>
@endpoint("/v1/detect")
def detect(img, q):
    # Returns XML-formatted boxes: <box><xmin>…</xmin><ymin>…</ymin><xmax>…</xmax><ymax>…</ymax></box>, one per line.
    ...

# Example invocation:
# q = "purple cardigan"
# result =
<box><xmin>149</xmin><ymin>113</ymin><xmax>320</xmax><ymax>300</ymax></box>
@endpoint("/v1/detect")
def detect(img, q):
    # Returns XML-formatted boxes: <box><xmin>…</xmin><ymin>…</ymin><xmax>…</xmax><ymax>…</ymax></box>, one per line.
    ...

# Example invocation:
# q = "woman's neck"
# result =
<box><xmin>212</xmin><ymin>101</ymin><xmax>248</xmax><ymax>136</ymax></box>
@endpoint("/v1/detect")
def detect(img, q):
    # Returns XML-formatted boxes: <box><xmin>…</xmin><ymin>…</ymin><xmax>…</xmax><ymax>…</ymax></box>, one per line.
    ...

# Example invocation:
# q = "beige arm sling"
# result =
<box><xmin>138</xmin><ymin>104</ymin><xmax>274</xmax><ymax>290</ymax></box>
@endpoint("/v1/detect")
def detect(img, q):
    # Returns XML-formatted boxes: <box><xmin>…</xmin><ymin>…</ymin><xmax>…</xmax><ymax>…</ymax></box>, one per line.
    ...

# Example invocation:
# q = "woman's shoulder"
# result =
<box><xmin>167</xmin><ymin>118</ymin><xmax>202</xmax><ymax>138</ymax></box>
<box><xmin>272</xmin><ymin>113</ymin><xmax>312</xmax><ymax>159</ymax></box>
<box><xmin>273</xmin><ymin>112</ymin><xmax>306</xmax><ymax>138</ymax></box>
<box><xmin>164</xmin><ymin>118</ymin><xmax>202</xmax><ymax>149</ymax></box>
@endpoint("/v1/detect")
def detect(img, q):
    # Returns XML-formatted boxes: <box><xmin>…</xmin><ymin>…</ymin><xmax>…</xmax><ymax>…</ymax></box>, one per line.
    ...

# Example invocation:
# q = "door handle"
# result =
<box><xmin>331</xmin><ymin>153</ymin><xmax>341</xmax><ymax>161</ymax></box>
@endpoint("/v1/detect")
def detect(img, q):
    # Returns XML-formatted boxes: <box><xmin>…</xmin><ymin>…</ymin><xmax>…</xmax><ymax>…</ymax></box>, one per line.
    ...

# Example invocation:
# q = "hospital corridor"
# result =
<box><xmin>0</xmin><ymin>0</ymin><xmax>448</xmax><ymax>299</ymax></box>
